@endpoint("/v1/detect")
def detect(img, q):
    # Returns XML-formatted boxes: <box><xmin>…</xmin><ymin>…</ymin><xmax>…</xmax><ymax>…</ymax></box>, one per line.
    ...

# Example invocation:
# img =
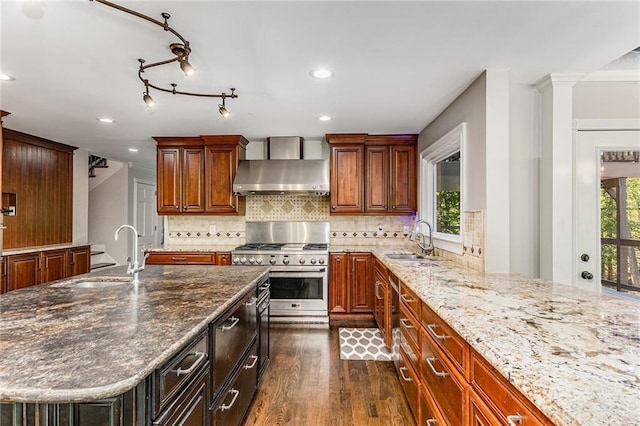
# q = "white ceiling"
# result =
<box><xmin>1</xmin><ymin>1</ymin><xmax>639</xmax><ymax>169</ymax></box>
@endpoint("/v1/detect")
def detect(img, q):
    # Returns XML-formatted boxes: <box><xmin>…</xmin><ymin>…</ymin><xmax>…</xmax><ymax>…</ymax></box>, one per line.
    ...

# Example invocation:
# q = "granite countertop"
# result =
<box><xmin>367</xmin><ymin>248</ymin><xmax>640</xmax><ymax>426</ymax></box>
<box><xmin>2</xmin><ymin>242</ymin><xmax>91</xmax><ymax>256</ymax></box>
<box><xmin>0</xmin><ymin>265</ymin><xmax>269</xmax><ymax>403</ymax></box>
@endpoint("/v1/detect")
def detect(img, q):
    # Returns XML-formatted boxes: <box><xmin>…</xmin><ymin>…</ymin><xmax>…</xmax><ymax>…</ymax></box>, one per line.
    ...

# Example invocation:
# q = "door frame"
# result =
<box><xmin>573</xmin><ymin>118</ymin><xmax>640</xmax><ymax>290</ymax></box>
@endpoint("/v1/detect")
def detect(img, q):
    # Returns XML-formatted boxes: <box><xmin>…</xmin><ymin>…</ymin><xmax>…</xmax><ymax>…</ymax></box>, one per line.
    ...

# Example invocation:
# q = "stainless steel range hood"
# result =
<box><xmin>233</xmin><ymin>137</ymin><xmax>330</xmax><ymax>196</ymax></box>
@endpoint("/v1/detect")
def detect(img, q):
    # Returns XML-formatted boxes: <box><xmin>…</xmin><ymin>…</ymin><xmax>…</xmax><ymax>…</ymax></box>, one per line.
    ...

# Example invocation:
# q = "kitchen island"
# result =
<box><xmin>0</xmin><ymin>264</ymin><xmax>270</xmax><ymax>425</ymax></box>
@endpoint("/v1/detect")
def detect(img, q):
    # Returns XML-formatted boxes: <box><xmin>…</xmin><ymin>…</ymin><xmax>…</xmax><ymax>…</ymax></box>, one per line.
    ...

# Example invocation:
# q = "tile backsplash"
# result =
<box><xmin>246</xmin><ymin>195</ymin><xmax>329</xmax><ymax>221</ymax></box>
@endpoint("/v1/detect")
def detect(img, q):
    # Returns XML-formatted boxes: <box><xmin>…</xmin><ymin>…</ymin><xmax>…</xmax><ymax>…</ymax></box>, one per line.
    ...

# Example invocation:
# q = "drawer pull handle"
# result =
<box><xmin>171</xmin><ymin>351</ymin><xmax>206</xmax><ymax>376</ymax></box>
<box><xmin>398</xmin><ymin>367</ymin><xmax>413</xmax><ymax>382</ymax></box>
<box><xmin>245</xmin><ymin>297</ymin><xmax>257</xmax><ymax>307</ymax></box>
<box><xmin>219</xmin><ymin>389</ymin><xmax>240</xmax><ymax>411</ymax></box>
<box><xmin>375</xmin><ymin>281</ymin><xmax>382</xmax><ymax>300</ymax></box>
<box><xmin>259</xmin><ymin>283</ymin><xmax>271</xmax><ymax>291</ymax></box>
<box><xmin>426</xmin><ymin>420</ymin><xmax>437</xmax><ymax>425</ymax></box>
<box><xmin>171</xmin><ymin>257</ymin><xmax>187</xmax><ymax>261</ymax></box>
<box><xmin>401</xmin><ymin>342</ymin><xmax>414</xmax><ymax>357</ymax></box>
<box><xmin>425</xmin><ymin>357</ymin><xmax>447</xmax><ymax>377</ymax></box>
<box><xmin>400</xmin><ymin>294</ymin><xmax>415</xmax><ymax>303</ymax></box>
<box><xmin>220</xmin><ymin>316</ymin><xmax>240</xmax><ymax>331</ymax></box>
<box><xmin>507</xmin><ymin>414</ymin><xmax>522</xmax><ymax>425</ymax></box>
<box><xmin>400</xmin><ymin>318</ymin><xmax>414</xmax><ymax>329</ymax></box>
<box><xmin>426</xmin><ymin>323</ymin><xmax>446</xmax><ymax>340</ymax></box>
<box><xmin>244</xmin><ymin>355</ymin><xmax>259</xmax><ymax>369</ymax></box>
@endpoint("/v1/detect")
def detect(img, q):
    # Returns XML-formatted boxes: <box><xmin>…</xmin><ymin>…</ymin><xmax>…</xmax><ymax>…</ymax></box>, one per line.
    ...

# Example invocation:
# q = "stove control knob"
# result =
<box><xmin>248</xmin><ymin>257</ymin><xmax>256</xmax><ymax>264</ymax></box>
<box><xmin>240</xmin><ymin>257</ymin><xmax>247</xmax><ymax>264</ymax></box>
<box><xmin>269</xmin><ymin>257</ymin><xmax>276</xmax><ymax>265</ymax></box>
<box><xmin>310</xmin><ymin>258</ymin><xmax>317</xmax><ymax>265</ymax></box>
<box><xmin>256</xmin><ymin>258</ymin><xmax>263</xmax><ymax>264</ymax></box>
<box><xmin>233</xmin><ymin>257</ymin><xmax>240</xmax><ymax>264</ymax></box>
<box><xmin>283</xmin><ymin>258</ymin><xmax>290</xmax><ymax>265</ymax></box>
<box><xmin>318</xmin><ymin>258</ymin><xmax>325</xmax><ymax>265</ymax></box>
<box><xmin>299</xmin><ymin>258</ymin><xmax>306</xmax><ymax>265</ymax></box>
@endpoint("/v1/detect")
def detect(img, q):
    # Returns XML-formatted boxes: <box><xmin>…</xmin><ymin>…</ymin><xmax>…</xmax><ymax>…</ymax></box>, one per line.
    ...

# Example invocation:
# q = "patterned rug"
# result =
<box><xmin>339</xmin><ymin>328</ymin><xmax>397</xmax><ymax>361</ymax></box>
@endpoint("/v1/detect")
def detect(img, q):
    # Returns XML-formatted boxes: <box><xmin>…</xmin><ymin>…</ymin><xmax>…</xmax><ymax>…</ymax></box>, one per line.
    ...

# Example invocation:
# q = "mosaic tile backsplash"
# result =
<box><xmin>246</xmin><ymin>195</ymin><xmax>329</xmax><ymax>221</ymax></box>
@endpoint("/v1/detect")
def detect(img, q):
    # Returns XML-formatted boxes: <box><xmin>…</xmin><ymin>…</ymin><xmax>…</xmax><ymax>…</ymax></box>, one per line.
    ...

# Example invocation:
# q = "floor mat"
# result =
<box><xmin>339</xmin><ymin>327</ymin><xmax>397</xmax><ymax>361</ymax></box>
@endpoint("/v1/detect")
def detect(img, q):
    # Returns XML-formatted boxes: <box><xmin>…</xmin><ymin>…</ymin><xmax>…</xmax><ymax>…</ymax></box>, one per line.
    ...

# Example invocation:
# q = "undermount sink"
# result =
<box><xmin>53</xmin><ymin>278</ymin><xmax>132</xmax><ymax>289</ymax></box>
<box><xmin>385</xmin><ymin>253</ymin><xmax>427</xmax><ymax>261</ymax></box>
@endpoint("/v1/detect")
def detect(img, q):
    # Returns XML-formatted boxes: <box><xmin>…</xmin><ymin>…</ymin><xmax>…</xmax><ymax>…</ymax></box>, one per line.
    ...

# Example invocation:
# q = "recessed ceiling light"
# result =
<box><xmin>0</xmin><ymin>73</ymin><xmax>15</xmax><ymax>81</ymax></box>
<box><xmin>310</xmin><ymin>68</ymin><xmax>334</xmax><ymax>79</ymax></box>
<box><xmin>317</xmin><ymin>115</ymin><xmax>332</xmax><ymax>121</ymax></box>
<box><xmin>97</xmin><ymin>117</ymin><xmax>114</xmax><ymax>123</ymax></box>
<box><xmin>128</xmin><ymin>148</ymin><xmax>139</xmax><ymax>152</ymax></box>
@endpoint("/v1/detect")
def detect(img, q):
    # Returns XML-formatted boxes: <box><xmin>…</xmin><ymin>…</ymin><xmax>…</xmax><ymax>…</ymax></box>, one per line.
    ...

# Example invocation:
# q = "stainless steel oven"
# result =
<box><xmin>268</xmin><ymin>267</ymin><xmax>328</xmax><ymax>317</ymax></box>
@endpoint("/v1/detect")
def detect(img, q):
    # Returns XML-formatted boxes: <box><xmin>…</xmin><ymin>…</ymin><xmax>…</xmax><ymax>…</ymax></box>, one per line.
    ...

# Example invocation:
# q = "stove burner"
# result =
<box><xmin>234</xmin><ymin>243</ymin><xmax>285</xmax><ymax>251</ymax></box>
<box><xmin>303</xmin><ymin>243</ymin><xmax>328</xmax><ymax>251</ymax></box>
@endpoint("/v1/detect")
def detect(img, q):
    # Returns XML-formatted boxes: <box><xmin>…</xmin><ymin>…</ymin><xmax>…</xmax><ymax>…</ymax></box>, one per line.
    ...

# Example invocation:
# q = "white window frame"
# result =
<box><xmin>419</xmin><ymin>122</ymin><xmax>466</xmax><ymax>255</ymax></box>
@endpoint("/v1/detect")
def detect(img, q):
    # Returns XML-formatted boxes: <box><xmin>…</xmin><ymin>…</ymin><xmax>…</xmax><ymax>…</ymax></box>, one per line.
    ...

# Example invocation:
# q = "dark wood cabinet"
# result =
<box><xmin>373</xmin><ymin>259</ymin><xmax>389</xmax><ymax>341</ymax></box>
<box><xmin>0</xmin><ymin>258</ymin><xmax>5</xmax><ymax>294</ymax></box>
<box><xmin>215</xmin><ymin>252</ymin><xmax>231</xmax><ymax>266</ymax></box>
<box><xmin>327</xmin><ymin>133</ymin><xmax>417</xmax><ymax>215</ymax></box>
<box><xmin>146</xmin><ymin>252</ymin><xmax>216</xmax><ymax>265</ymax></box>
<box><xmin>6</xmin><ymin>252</ymin><xmax>40</xmax><ymax>292</ymax></box>
<box><xmin>155</xmin><ymin>135</ymin><xmax>247</xmax><ymax>216</ymax></box>
<box><xmin>69</xmin><ymin>246</ymin><xmax>91</xmax><ymax>276</ymax></box>
<box><xmin>156</xmin><ymin>138</ymin><xmax>205</xmax><ymax>214</ymax></box>
<box><xmin>329</xmin><ymin>252</ymin><xmax>373</xmax><ymax>324</ymax></box>
<box><xmin>41</xmin><ymin>249</ymin><xmax>68</xmax><ymax>284</ymax></box>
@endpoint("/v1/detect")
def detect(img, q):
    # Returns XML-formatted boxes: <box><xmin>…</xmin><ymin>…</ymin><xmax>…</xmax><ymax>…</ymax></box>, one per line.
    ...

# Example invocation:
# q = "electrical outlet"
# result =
<box><xmin>403</xmin><ymin>225</ymin><xmax>409</xmax><ymax>235</ymax></box>
<box><xmin>209</xmin><ymin>224</ymin><xmax>216</xmax><ymax>234</ymax></box>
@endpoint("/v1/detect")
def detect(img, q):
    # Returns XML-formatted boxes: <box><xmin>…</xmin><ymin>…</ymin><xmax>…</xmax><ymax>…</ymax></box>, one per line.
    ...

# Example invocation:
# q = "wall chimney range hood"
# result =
<box><xmin>233</xmin><ymin>137</ymin><xmax>330</xmax><ymax>196</ymax></box>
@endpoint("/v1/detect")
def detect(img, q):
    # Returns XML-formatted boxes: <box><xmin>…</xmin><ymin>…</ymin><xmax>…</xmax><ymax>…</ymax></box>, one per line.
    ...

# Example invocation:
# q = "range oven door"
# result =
<box><xmin>268</xmin><ymin>267</ymin><xmax>327</xmax><ymax>317</ymax></box>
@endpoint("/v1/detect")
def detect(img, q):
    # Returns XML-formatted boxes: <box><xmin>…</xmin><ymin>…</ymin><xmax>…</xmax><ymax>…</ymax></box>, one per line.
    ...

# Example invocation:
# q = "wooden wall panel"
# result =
<box><xmin>2</xmin><ymin>129</ymin><xmax>75</xmax><ymax>249</ymax></box>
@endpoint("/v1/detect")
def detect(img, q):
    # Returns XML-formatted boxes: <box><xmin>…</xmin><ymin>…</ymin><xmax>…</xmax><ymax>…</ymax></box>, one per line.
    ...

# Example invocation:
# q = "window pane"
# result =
<box><xmin>619</xmin><ymin>245</ymin><xmax>640</xmax><ymax>287</ymax></box>
<box><xmin>601</xmin><ymin>243</ymin><xmax>617</xmax><ymax>282</ymax></box>
<box><xmin>435</xmin><ymin>152</ymin><xmax>460</xmax><ymax>235</ymax></box>
<box><xmin>625</xmin><ymin>177</ymin><xmax>640</xmax><ymax>240</ymax></box>
<box><xmin>600</xmin><ymin>184</ymin><xmax>617</xmax><ymax>238</ymax></box>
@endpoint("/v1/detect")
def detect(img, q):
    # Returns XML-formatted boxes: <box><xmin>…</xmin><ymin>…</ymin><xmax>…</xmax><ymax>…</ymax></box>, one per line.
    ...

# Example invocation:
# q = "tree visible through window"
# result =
<box><xmin>600</xmin><ymin>150</ymin><xmax>640</xmax><ymax>294</ymax></box>
<box><xmin>435</xmin><ymin>152</ymin><xmax>461</xmax><ymax>235</ymax></box>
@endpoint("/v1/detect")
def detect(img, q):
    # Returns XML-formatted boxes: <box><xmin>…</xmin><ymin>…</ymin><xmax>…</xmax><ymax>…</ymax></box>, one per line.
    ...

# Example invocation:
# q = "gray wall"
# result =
<box><xmin>574</xmin><ymin>81</ymin><xmax>640</xmax><ymax>119</ymax></box>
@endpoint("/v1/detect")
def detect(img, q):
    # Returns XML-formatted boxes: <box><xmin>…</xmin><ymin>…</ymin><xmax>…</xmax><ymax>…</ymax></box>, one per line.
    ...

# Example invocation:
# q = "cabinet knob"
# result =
<box><xmin>331</xmin><ymin>205</ymin><xmax>336</xmax><ymax>210</ymax></box>
<box><xmin>392</xmin><ymin>205</ymin><xmax>396</xmax><ymax>209</ymax></box>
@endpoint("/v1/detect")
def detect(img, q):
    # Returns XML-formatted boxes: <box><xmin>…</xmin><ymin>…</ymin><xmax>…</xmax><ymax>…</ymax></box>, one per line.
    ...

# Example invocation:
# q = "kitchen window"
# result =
<box><xmin>420</xmin><ymin>123</ymin><xmax>466</xmax><ymax>254</ymax></box>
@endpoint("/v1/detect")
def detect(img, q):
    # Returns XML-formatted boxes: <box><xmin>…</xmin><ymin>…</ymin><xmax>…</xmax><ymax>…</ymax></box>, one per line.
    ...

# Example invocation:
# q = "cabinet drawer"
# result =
<box><xmin>212</xmin><ymin>292</ymin><xmax>257</xmax><ymax>393</ymax></box>
<box><xmin>212</xmin><ymin>341</ymin><xmax>259</xmax><ymax>426</ymax></box>
<box><xmin>399</xmin><ymin>282</ymin><xmax>420</xmax><ymax>318</ymax></box>
<box><xmin>471</xmin><ymin>352</ymin><xmax>547</xmax><ymax>426</ymax></box>
<box><xmin>154</xmin><ymin>331</ymin><xmax>209</xmax><ymax>417</ymax></box>
<box><xmin>398</xmin><ymin>346</ymin><xmax>420</xmax><ymax>422</ymax></box>
<box><xmin>154</xmin><ymin>367</ymin><xmax>209</xmax><ymax>426</ymax></box>
<box><xmin>420</xmin><ymin>384</ymin><xmax>445</xmax><ymax>426</ymax></box>
<box><xmin>421</xmin><ymin>302</ymin><xmax>468</xmax><ymax>377</ymax></box>
<box><xmin>400</xmin><ymin>320</ymin><xmax>420</xmax><ymax>379</ymax></box>
<box><xmin>421</xmin><ymin>329</ymin><xmax>467</xmax><ymax>426</ymax></box>
<box><xmin>146</xmin><ymin>252</ymin><xmax>215</xmax><ymax>265</ymax></box>
<box><xmin>400</xmin><ymin>303</ymin><xmax>420</xmax><ymax>351</ymax></box>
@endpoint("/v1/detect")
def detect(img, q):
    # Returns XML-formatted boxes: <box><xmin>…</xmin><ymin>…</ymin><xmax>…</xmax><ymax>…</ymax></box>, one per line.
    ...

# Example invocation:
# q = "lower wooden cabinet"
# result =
<box><xmin>328</xmin><ymin>252</ymin><xmax>373</xmax><ymax>323</ymax></box>
<box><xmin>216</xmin><ymin>252</ymin><xmax>232</xmax><ymax>265</ymax></box>
<box><xmin>146</xmin><ymin>252</ymin><xmax>216</xmax><ymax>265</ymax></box>
<box><xmin>3</xmin><ymin>245</ymin><xmax>91</xmax><ymax>293</ymax></box>
<box><xmin>373</xmin><ymin>259</ymin><xmax>389</xmax><ymax>343</ymax></box>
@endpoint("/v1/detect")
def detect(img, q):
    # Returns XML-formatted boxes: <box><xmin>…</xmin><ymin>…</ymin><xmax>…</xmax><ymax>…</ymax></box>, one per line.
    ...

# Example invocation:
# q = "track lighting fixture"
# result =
<box><xmin>92</xmin><ymin>0</ymin><xmax>237</xmax><ymax>117</ymax></box>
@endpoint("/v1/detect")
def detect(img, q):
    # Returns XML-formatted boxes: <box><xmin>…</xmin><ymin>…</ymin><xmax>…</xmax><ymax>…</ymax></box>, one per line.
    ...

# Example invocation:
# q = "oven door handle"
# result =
<box><xmin>269</xmin><ymin>269</ymin><xmax>326</xmax><ymax>278</ymax></box>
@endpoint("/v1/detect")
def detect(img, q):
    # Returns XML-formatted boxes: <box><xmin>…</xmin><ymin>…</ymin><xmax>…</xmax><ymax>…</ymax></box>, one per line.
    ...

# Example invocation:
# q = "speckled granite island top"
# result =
<box><xmin>367</xmin><ymin>248</ymin><xmax>640</xmax><ymax>426</ymax></box>
<box><xmin>0</xmin><ymin>265</ymin><xmax>269</xmax><ymax>403</ymax></box>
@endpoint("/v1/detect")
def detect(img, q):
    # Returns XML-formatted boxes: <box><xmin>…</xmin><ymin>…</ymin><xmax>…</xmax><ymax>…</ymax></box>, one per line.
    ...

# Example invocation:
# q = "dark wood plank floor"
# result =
<box><xmin>244</xmin><ymin>325</ymin><xmax>415</xmax><ymax>426</ymax></box>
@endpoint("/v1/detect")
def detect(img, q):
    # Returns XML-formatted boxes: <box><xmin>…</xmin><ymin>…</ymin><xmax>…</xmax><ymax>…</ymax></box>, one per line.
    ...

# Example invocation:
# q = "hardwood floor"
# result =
<box><xmin>244</xmin><ymin>325</ymin><xmax>415</xmax><ymax>426</ymax></box>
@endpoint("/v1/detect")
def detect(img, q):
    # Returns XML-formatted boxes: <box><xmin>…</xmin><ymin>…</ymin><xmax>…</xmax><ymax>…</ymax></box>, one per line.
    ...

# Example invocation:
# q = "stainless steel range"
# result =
<box><xmin>232</xmin><ymin>222</ymin><xmax>329</xmax><ymax>323</ymax></box>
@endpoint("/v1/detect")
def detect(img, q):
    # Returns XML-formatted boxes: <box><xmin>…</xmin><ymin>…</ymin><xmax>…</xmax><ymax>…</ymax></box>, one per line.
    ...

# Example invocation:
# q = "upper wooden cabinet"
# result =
<box><xmin>327</xmin><ymin>133</ymin><xmax>417</xmax><ymax>215</ymax></box>
<box><xmin>154</xmin><ymin>135</ymin><xmax>247</xmax><ymax>215</ymax></box>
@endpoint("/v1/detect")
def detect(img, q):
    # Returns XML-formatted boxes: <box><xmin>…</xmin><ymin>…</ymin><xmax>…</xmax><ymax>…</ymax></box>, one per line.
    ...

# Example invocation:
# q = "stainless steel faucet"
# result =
<box><xmin>409</xmin><ymin>219</ymin><xmax>433</xmax><ymax>255</ymax></box>
<box><xmin>114</xmin><ymin>225</ymin><xmax>146</xmax><ymax>282</ymax></box>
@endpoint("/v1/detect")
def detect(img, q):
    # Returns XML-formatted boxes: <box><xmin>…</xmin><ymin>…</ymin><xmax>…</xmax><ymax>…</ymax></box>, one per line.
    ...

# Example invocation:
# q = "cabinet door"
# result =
<box><xmin>157</xmin><ymin>147</ymin><xmax>182</xmax><ymax>214</ymax></box>
<box><xmin>181</xmin><ymin>148</ymin><xmax>205</xmax><ymax>213</ymax></box>
<box><xmin>69</xmin><ymin>246</ymin><xmax>91</xmax><ymax>276</ymax></box>
<box><xmin>330</xmin><ymin>145</ymin><xmax>364</xmax><ymax>214</ymax></box>
<box><xmin>389</xmin><ymin>145</ymin><xmax>416</xmax><ymax>213</ymax></box>
<box><xmin>348</xmin><ymin>253</ymin><xmax>373</xmax><ymax>313</ymax></box>
<box><xmin>374</xmin><ymin>274</ymin><xmax>388</xmax><ymax>337</ymax></box>
<box><xmin>215</xmin><ymin>252</ymin><xmax>231</xmax><ymax>265</ymax></box>
<box><xmin>6</xmin><ymin>253</ymin><xmax>40</xmax><ymax>291</ymax></box>
<box><xmin>205</xmin><ymin>146</ymin><xmax>237</xmax><ymax>214</ymax></box>
<box><xmin>1</xmin><ymin>258</ymin><xmax>6</xmax><ymax>294</ymax></box>
<box><xmin>365</xmin><ymin>146</ymin><xmax>389</xmax><ymax>213</ymax></box>
<box><xmin>41</xmin><ymin>249</ymin><xmax>68</xmax><ymax>283</ymax></box>
<box><xmin>328</xmin><ymin>253</ymin><xmax>349</xmax><ymax>314</ymax></box>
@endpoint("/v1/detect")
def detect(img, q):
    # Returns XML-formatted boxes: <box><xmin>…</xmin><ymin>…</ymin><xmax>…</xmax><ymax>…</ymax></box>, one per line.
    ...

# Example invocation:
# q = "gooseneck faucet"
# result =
<box><xmin>409</xmin><ymin>219</ymin><xmax>434</xmax><ymax>255</ymax></box>
<box><xmin>114</xmin><ymin>225</ymin><xmax>146</xmax><ymax>282</ymax></box>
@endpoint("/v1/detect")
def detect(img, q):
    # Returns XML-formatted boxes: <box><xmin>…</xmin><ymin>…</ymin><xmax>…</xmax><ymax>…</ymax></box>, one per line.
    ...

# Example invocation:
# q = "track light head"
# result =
<box><xmin>179</xmin><ymin>57</ymin><xmax>195</xmax><ymax>77</ymax></box>
<box><xmin>218</xmin><ymin>104</ymin><xmax>230</xmax><ymax>118</ymax></box>
<box><xmin>143</xmin><ymin>93</ymin><xmax>156</xmax><ymax>107</ymax></box>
